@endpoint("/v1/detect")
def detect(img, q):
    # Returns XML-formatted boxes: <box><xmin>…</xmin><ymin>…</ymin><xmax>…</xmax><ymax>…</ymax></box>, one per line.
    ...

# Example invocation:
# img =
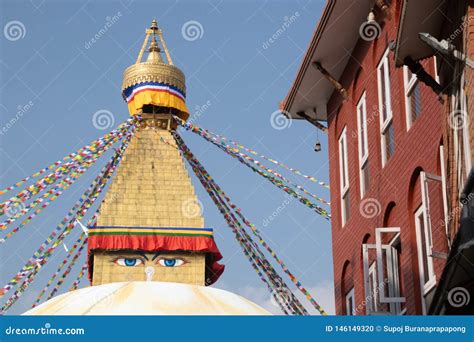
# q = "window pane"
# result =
<box><xmin>388</xmin><ymin>123</ymin><xmax>395</xmax><ymax>157</ymax></box>
<box><xmin>359</xmin><ymin>106</ymin><xmax>366</xmax><ymax>157</ymax></box>
<box><xmin>417</xmin><ymin>214</ymin><xmax>429</xmax><ymax>286</ymax></box>
<box><xmin>362</xmin><ymin>161</ymin><xmax>370</xmax><ymax>195</ymax></box>
<box><xmin>380</xmin><ymin>64</ymin><xmax>388</xmax><ymax>122</ymax></box>
<box><xmin>343</xmin><ymin>191</ymin><xmax>350</xmax><ymax>223</ymax></box>
<box><xmin>346</xmin><ymin>293</ymin><xmax>354</xmax><ymax>315</ymax></box>
<box><xmin>383</xmin><ymin>122</ymin><xmax>395</xmax><ymax>161</ymax></box>
<box><xmin>409</xmin><ymin>83</ymin><xmax>422</xmax><ymax>124</ymax></box>
<box><xmin>340</xmin><ymin>134</ymin><xmax>347</xmax><ymax>189</ymax></box>
<box><xmin>341</xmin><ymin>142</ymin><xmax>346</xmax><ymax>188</ymax></box>
<box><xmin>368</xmin><ymin>268</ymin><xmax>378</xmax><ymax>312</ymax></box>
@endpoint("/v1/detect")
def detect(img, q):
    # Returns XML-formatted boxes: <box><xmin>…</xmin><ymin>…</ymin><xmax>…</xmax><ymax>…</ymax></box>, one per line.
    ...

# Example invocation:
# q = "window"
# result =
<box><xmin>404</xmin><ymin>66</ymin><xmax>422</xmax><ymax>129</ymax></box>
<box><xmin>345</xmin><ymin>288</ymin><xmax>356</xmax><ymax>315</ymax></box>
<box><xmin>357</xmin><ymin>92</ymin><xmax>370</xmax><ymax>197</ymax></box>
<box><xmin>363</xmin><ymin>227</ymin><xmax>405</xmax><ymax>315</ymax></box>
<box><xmin>377</xmin><ymin>49</ymin><xmax>394</xmax><ymax>167</ymax></box>
<box><xmin>339</xmin><ymin>128</ymin><xmax>350</xmax><ymax>226</ymax></box>
<box><xmin>415</xmin><ymin>173</ymin><xmax>437</xmax><ymax>295</ymax></box>
<box><xmin>415</xmin><ymin>168</ymin><xmax>450</xmax><ymax>314</ymax></box>
<box><xmin>367</xmin><ymin>262</ymin><xmax>379</xmax><ymax>313</ymax></box>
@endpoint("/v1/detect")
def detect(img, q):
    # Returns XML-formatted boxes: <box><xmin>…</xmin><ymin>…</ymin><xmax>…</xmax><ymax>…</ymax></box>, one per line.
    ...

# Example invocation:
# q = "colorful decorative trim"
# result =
<box><xmin>122</xmin><ymin>81</ymin><xmax>189</xmax><ymax>116</ymax></box>
<box><xmin>88</xmin><ymin>226</ymin><xmax>213</xmax><ymax>237</ymax></box>
<box><xmin>87</xmin><ymin>228</ymin><xmax>224</xmax><ymax>285</ymax></box>
<box><xmin>123</xmin><ymin>81</ymin><xmax>186</xmax><ymax>102</ymax></box>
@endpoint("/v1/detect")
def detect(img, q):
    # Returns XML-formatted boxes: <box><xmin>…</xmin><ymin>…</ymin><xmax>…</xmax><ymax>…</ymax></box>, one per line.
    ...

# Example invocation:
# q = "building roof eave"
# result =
<box><xmin>282</xmin><ymin>0</ymin><xmax>376</xmax><ymax>122</ymax></box>
<box><xmin>394</xmin><ymin>0</ymin><xmax>447</xmax><ymax>67</ymax></box>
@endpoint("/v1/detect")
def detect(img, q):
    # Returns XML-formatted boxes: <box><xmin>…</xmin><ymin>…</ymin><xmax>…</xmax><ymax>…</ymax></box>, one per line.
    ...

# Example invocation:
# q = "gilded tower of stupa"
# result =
<box><xmin>87</xmin><ymin>20</ymin><xmax>224</xmax><ymax>287</ymax></box>
<box><xmin>25</xmin><ymin>21</ymin><xmax>269</xmax><ymax>315</ymax></box>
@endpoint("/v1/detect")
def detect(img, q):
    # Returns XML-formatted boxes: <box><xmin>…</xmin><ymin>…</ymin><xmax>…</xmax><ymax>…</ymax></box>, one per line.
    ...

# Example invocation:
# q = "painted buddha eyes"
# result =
<box><xmin>113</xmin><ymin>257</ymin><xmax>186</xmax><ymax>267</ymax></box>
<box><xmin>157</xmin><ymin>258</ymin><xmax>185</xmax><ymax>267</ymax></box>
<box><xmin>114</xmin><ymin>258</ymin><xmax>144</xmax><ymax>267</ymax></box>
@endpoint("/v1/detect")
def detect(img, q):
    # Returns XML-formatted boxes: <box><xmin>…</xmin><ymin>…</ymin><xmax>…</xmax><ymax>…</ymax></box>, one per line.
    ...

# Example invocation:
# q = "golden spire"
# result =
<box><xmin>146</xmin><ymin>34</ymin><xmax>163</xmax><ymax>63</ymax></box>
<box><xmin>122</xmin><ymin>20</ymin><xmax>189</xmax><ymax>120</ymax></box>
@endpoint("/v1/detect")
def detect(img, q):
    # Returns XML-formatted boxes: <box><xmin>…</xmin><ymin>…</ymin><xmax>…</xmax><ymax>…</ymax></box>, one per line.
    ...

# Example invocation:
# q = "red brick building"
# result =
<box><xmin>282</xmin><ymin>0</ymin><xmax>473</xmax><ymax>315</ymax></box>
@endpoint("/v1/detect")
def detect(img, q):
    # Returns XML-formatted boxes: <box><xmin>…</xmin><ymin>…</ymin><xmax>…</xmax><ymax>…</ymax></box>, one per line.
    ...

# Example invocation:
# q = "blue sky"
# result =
<box><xmin>0</xmin><ymin>0</ymin><xmax>334</xmax><ymax>314</ymax></box>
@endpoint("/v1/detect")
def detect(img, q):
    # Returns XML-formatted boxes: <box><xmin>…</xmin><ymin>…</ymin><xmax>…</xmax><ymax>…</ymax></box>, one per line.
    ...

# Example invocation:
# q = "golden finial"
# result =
<box><xmin>121</xmin><ymin>20</ymin><xmax>188</xmax><ymax>120</ymax></box>
<box><xmin>150</xmin><ymin>19</ymin><xmax>158</xmax><ymax>30</ymax></box>
<box><xmin>146</xmin><ymin>35</ymin><xmax>163</xmax><ymax>63</ymax></box>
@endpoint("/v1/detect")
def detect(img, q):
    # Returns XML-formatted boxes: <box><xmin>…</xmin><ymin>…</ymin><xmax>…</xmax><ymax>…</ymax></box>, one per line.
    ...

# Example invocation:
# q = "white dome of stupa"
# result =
<box><xmin>23</xmin><ymin>281</ymin><xmax>270</xmax><ymax>315</ymax></box>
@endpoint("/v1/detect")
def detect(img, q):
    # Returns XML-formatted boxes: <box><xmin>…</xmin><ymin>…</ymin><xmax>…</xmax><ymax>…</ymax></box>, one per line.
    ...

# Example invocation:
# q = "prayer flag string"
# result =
<box><xmin>0</xmin><ymin>120</ymin><xmax>138</xmax><ymax>308</ymax></box>
<box><xmin>0</xmin><ymin>117</ymin><xmax>136</xmax><ymax>197</ymax></box>
<box><xmin>177</xmin><ymin>118</ymin><xmax>330</xmax><ymax>189</ymax></box>
<box><xmin>69</xmin><ymin>263</ymin><xmax>88</xmax><ymax>292</ymax></box>
<box><xmin>31</xmin><ymin>233</ymin><xmax>87</xmax><ymax>308</ymax></box>
<box><xmin>174</xmin><ymin>132</ymin><xmax>326</xmax><ymax>316</ymax></box>
<box><xmin>167</xmin><ymin>134</ymin><xmax>305</xmax><ymax>315</ymax></box>
<box><xmin>0</xmin><ymin>128</ymin><xmax>129</xmax><ymax>234</ymax></box>
<box><xmin>175</xmin><ymin>118</ymin><xmax>330</xmax><ymax>220</ymax></box>
<box><xmin>45</xmin><ymin>237</ymin><xmax>88</xmax><ymax>301</ymax></box>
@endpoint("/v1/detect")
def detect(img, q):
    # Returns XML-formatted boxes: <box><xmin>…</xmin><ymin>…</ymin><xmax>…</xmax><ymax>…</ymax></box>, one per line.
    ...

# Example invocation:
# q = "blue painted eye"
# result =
<box><xmin>164</xmin><ymin>259</ymin><xmax>175</xmax><ymax>267</ymax></box>
<box><xmin>125</xmin><ymin>258</ymin><xmax>137</xmax><ymax>266</ymax></box>
<box><xmin>114</xmin><ymin>258</ymin><xmax>143</xmax><ymax>267</ymax></box>
<box><xmin>158</xmin><ymin>258</ymin><xmax>185</xmax><ymax>267</ymax></box>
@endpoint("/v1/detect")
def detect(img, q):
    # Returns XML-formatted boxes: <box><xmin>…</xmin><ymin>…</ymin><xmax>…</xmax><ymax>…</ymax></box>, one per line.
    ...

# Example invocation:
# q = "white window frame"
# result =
<box><xmin>416</xmin><ymin>170</ymin><xmax>446</xmax><ymax>302</ymax></box>
<box><xmin>439</xmin><ymin>146</ymin><xmax>450</xmax><ymax>243</ymax></box>
<box><xmin>368</xmin><ymin>261</ymin><xmax>379</xmax><ymax>314</ymax></box>
<box><xmin>345</xmin><ymin>288</ymin><xmax>356</xmax><ymax>315</ymax></box>
<box><xmin>433</xmin><ymin>56</ymin><xmax>440</xmax><ymax>84</ymax></box>
<box><xmin>459</xmin><ymin>72</ymin><xmax>472</xmax><ymax>176</ymax></box>
<box><xmin>377</xmin><ymin>48</ymin><xmax>393</xmax><ymax>167</ymax></box>
<box><xmin>357</xmin><ymin>92</ymin><xmax>369</xmax><ymax>198</ymax></box>
<box><xmin>375</xmin><ymin>228</ymin><xmax>405</xmax><ymax>305</ymax></box>
<box><xmin>403</xmin><ymin>66</ymin><xmax>421</xmax><ymax>130</ymax></box>
<box><xmin>339</xmin><ymin>127</ymin><xmax>349</xmax><ymax>226</ymax></box>
<box><xmin>363</xmin><ymin>227</ymin><xmax>406</xmax><ymax>315</ymax></box>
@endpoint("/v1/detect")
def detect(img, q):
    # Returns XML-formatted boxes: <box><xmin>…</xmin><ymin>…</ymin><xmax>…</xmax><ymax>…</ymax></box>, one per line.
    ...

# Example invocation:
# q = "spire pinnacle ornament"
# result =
<box><xmin>122</xmin><ymin>20</ymin><xmax>189</xmax><ymax>120</ymax></box>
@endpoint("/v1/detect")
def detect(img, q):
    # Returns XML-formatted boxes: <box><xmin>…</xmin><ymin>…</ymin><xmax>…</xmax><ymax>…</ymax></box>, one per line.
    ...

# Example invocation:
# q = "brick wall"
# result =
<box><xmin>467</xmin><ymin>1</ymin><xmax>474</xmax><ymax>165</ymax></box>
<box><xmin>325</xmin><ymin>1</ymin><xmax>447</xmax><ymax>315</ymax></box>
